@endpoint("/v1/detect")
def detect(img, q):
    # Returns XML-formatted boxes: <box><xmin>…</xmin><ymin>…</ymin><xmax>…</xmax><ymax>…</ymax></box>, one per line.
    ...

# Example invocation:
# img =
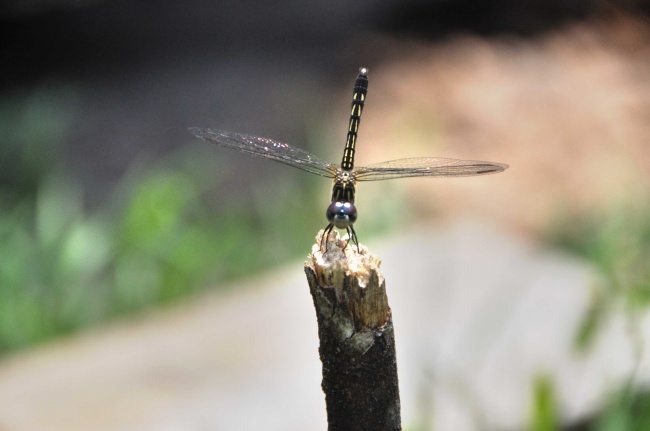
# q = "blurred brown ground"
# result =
<box><xmin>358</xmin><ymin>11</ymin><xmax>650</xmax><ymax>236</ymax></box>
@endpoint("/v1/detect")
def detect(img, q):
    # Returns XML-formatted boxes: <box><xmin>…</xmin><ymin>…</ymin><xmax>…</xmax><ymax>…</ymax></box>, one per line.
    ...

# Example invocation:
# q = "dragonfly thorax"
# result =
<box><xmin>335</xmin><ymin>170</ymin><xmax>355</xmax><ymax>184</ymax></box>
<box><xmin>331</xmin><ymin>170</ymin><xmax>357</xmax><ymax>203</ymax></box>
<box><xmin>326</xmin><ymin>201</ymin><xmax>357</xmax><ymax>229</ymax></box>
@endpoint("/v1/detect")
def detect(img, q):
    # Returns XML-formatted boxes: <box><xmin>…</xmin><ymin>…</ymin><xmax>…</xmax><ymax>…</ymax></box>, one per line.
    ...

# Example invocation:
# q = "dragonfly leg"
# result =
<box><xmin>342</xmin><ymin>226</ymin><xmax>360</xmax><ymax>252</ymax></box>
<box><xmin>321</xmin><ymin>223</ymin><xmax>334</xmax><ymax>252</ymax></box>
<box><xmin>349</xmin><ymin>225</ymin><xmax>360</xmax><ymax>252</ymax></box>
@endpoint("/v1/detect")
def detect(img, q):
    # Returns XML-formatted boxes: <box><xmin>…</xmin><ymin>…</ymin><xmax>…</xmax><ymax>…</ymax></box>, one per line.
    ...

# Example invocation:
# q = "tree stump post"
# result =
<box><xmin>304</xmin><ymin>231</ymin><xmax>401</xmax><ymax>431</ymax></box>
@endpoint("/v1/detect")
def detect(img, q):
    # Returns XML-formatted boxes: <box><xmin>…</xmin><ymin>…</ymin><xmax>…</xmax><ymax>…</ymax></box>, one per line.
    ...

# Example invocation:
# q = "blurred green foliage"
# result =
<box><xmin>528</xmin><ymin>374</ymin><xmax>559</xmax><ymax>431</ymax></box>
<box><xmin>562</xmin><ymin>388</ymin><xmax>650</xmax><ymax>431</ymax></box>
<box><xmin>0</xmin><ymin>85</ymin><xmax>403</xmax><ymax>355</ymax></box>
<box><xmin>546</xmin><ymin>200</ymin><xmax>650</xmax><ymax>430</ymax></box>
<box><xmin>0</xmin><ymin>150</ymin><xmax>324</xmax><ymax>353</ymax></box>
<box><xmin>594</xmin><ymin>389</ymin><xmax>650</xmax><ymax>431</ymax></box>
<box><xmin>547</xmin><ymin>200</ymin><xmax>650</xmax><ymax>350</ymax></box>
<box><xmin>527</xmin><ymin>376</ymin><xmax>650</xmax><ymax>431</ymax></box>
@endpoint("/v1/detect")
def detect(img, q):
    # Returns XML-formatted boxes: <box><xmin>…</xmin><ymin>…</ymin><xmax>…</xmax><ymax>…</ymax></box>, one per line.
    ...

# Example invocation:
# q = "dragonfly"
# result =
<box><xmin>189</xmin><ymin>67</ymin><xmax>508</xmax><ymax>251</ymax></box>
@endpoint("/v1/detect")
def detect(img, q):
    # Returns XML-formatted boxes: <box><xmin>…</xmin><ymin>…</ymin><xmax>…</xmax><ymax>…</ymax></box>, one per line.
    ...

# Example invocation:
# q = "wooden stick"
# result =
<box><xmin>304</xmin><ymin>230</ymin><xmax>402</xmax><ymax>431</ymax></box>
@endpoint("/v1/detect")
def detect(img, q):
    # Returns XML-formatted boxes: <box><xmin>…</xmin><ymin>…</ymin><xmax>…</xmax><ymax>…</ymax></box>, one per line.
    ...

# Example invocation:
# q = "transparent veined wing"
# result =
<box><xmin>189</xmin><ymin>128</ymin><xmax>338</xmax><ymax>178</ymax></box>
<box><xmin>355</xmin><ymin>157</ymin><xmax>508</xmax><ymax>181</ymax></box>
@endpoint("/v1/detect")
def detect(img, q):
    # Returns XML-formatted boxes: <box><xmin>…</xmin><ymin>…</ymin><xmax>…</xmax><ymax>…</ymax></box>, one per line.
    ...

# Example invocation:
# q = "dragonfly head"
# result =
<box><xmin>326</xmin><ymin>201</ymin><xmax>357</xmax><ymax>229</ymax></box>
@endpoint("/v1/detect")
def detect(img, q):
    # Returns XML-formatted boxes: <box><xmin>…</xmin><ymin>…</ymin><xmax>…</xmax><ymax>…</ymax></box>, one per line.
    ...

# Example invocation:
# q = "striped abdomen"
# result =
<box><xmin>340</xmin><ymin>68</ymin><xmax>368</xmax><ymax>171</ymax></box>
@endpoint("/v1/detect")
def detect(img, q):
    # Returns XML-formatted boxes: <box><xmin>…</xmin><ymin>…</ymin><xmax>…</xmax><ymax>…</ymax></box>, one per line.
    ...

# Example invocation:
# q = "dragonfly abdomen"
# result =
<box><xmin>341</xmin><ymin>68</ymin><xmax>368</xmax><ymax>171</ymax></box>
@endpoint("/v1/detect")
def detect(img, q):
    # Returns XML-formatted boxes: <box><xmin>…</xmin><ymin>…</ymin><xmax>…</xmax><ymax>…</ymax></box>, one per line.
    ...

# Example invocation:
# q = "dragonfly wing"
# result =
<box><xmin>355</xmin><ymin>157</ymin><xmax>508</xmax><ymax>181</ymax></box>
<box><xmin>189</xmin><ymin>128</ymin><xmax>337</xmax><ymax>178</ymax></box>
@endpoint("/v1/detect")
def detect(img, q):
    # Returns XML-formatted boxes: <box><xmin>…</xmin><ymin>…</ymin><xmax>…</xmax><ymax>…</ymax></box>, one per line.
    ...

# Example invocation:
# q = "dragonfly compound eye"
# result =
<box><xmin>326</xmin><ymin>201</ymin><xmax>358</xmax><ymax>229</ymax></box>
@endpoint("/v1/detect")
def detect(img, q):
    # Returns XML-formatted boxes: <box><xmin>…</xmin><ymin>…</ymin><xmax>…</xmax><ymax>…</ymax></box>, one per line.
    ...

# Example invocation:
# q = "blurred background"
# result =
<box><xmin>1</xmin><ymin>0</ymin><xmax>650</xmax><ymax>430</ymax></box>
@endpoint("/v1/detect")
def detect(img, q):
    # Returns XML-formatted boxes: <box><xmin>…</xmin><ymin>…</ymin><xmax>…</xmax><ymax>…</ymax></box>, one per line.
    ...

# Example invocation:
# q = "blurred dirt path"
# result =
<box><xmin>0</xmin><ymin>222</ymin><xmax>647</xmax><ymax>431</ymax></box>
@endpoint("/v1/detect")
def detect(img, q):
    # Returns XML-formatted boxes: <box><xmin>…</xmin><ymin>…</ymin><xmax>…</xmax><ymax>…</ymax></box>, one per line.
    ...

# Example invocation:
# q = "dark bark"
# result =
<box><xmin>304</xmin><ymin>233</ymin><xmax>401</xmax><ymax>431</ymax></box>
